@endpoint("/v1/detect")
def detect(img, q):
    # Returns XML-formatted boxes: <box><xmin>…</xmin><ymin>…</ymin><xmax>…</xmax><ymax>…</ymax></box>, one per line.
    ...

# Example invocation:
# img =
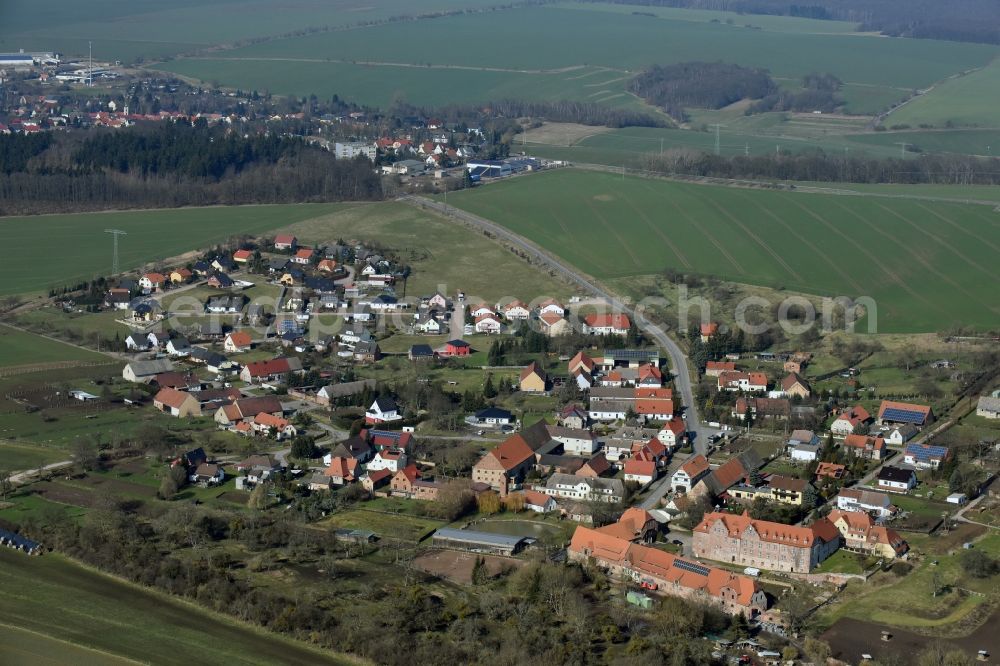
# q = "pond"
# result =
<box><xmin>472</xmin><ymin>519</ymin><xmax>563</xmax><ymax>539</ymax></box>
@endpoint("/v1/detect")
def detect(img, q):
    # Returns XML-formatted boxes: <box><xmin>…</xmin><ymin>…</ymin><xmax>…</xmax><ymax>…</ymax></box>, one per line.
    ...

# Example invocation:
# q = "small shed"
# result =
<box><xmin>335</xmin><ymin>528</ymin><xmax>377</xmax><ymax>544</ymax></box>
<box><xmin>947</xmin><ymin>493</ymin><xmax>968</xmax><ymax>505</ymax></box>
<box><xmin>626</xmin><ymin>590</ymin><xmax>653</xmax><ymax>609</ymax></box>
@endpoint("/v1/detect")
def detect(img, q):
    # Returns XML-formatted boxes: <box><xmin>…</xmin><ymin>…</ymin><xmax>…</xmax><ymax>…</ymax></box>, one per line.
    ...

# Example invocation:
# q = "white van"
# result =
<box><xmin>743</xmin><ymin>567</ymin><xmax>761</xmax><ymax>577</ymax></box>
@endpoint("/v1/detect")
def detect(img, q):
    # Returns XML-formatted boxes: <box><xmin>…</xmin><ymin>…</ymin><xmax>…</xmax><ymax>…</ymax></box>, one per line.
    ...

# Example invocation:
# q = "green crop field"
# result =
<box><xmin>523</xmin><ymin>121</ymin><xmax>1000</xmax><ymax>167</ymax></box>
<box><xmin>887</xmin><ymin>58</ymin><xmax>1000</xmax><ymax>129</ymax></box>
<box><xmin>0</xmin><ymin>203</ymin><xmax>345</xmax><ymax>297</ymax></box>
<box><xmin>0</xmin><ymin>624</ymin><xmax>139</xmax><ymax>666</ymax></box>
<box><xmin>0</xmin><ymin>0</ymin><xmax>493</xmax><ymax>63</ymax></box>
<box><xmin>521</xmin><ymin>124</ymin><xmax>905</xmax><ymax>166</ymax></box>
<box><xmin>155</xmin><ymin>60</ymin><xmax>643</xmax><ymax>111</ymax></box>
<box><xmin>444</xmin><ymin>169</ymin><xmax>1000</xmax><ymax>333</ymax></box>
<box><xmin>0</xmin><ymin>326</ymin><xmax>107</xmax><ymax>368</ymax></box>
<box><xmin>0</xmin><ymin>550</ymin><xmax>353</xmax><ymax>665</ymax></box>
<box><xmin>789</xmin><ymin>182</ymin><xmax>1000</xmax><ymax>203</ymax></box>
<box><xmin>160</xmin><ymin>4</ymin><xmax>995</xmax><ymax>114</ymax></box>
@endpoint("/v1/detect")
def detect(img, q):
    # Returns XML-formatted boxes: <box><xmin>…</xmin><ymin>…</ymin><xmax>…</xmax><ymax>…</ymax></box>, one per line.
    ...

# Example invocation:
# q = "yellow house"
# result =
<box><xmin>765</xmin><ymin>475</ymin><xmax>807</xmax><ymax>505</ymax></box>
<box><xmin>732</xmin><ymin>475</ymin><xmax>807</xmax><ymax>506</ymax></box>
<box><xmin>170</xmin><ymin>268</ymin><xmax>193</xmax><ymax>284</ymax></box>
<box><xmin>828</xmin><ymin>510</ymin><xmax>908</xmax><ymax>559</ymax></box>
<box><xmin>519</xmin><ymin>361</ymin><xmax>547</xmax><ymax>393</ymax></box>
<box><xmin>781</xmin><ymin>372</ymin><xmax>811</xmax><ymax>399</ymax></box>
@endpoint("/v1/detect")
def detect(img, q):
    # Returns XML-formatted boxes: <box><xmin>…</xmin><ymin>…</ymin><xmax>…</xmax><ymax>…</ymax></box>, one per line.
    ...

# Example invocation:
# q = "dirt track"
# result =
<box><xmin>822</xmin><ymin>612</ymin><xmax>999</xmax><ymax>664</ymax></box>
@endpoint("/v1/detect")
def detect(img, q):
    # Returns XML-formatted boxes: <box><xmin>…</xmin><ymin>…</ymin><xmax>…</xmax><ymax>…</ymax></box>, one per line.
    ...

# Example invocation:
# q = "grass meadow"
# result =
<box><xmin>282</xmin><ymin>201</ymin><xmax>572</xmax><ymax>302</ymax></box>
<box><xmin>0</xmin><ymin>325</ymin><xmax>107</xmax><ymax>368</ymax></box>
<box><xmin>815</xmin><ymin>526</ymin><xmax>999</xmax><ymax>632</ymax></box>
<box><xmin>445</xmin><ymin>169</ymin><xmax>1000</xmax><ymax>332</ymax></box>
<box><xmin>0</xmin><ymin>550</ymin><xmax>353</xmax><ymax>665</ymax></box>
<box><xmin>887</xmin><ymin>58</ymin><xmax>1000</xmax><ymax>129</ymax></box>
<box><xmin>0</xmin><ymin>203</ymin><xmax>344</xmax><ymax>296</ymax></box>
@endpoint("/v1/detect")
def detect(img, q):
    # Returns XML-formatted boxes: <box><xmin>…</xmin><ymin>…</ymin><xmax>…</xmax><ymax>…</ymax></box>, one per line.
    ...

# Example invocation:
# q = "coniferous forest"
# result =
<box><xmin>0</xmin><ymin>124</ymin><xmax>383</xmax><ymax>215</ymax></box>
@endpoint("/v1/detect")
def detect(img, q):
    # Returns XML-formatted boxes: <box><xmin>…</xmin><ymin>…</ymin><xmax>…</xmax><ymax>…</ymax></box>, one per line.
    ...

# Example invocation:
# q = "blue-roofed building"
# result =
<box><xmin>600</xmin><ymin>348</ymin><xmax>661</xmax><ymax>370</ymax></box>
<box><xmin>903</xmin><ymin>443</ymin><xmax>950</xmax><ymax>470</ymax></box>
<box><xmin>466</xmin><ymin>160</ymin><xmax>512</xmax><ymax>178</ymax></box>
<box><xmin>877</xmin><ymin>400</ymin><xmax>933</xmax><ymax>426</ymax></box>
<box><xmin>0</xmin><ymin>528</ymin><xmax>42</xmax><ymax>554</ymax></box>
<box><xmin>277</xmin><ymin>318</ymin><xmax>302</xmax><ymax>335</ymax></box>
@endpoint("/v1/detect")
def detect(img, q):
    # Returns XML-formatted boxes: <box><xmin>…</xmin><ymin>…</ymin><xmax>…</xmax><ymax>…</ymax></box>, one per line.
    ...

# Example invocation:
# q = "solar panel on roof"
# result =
<box><xmin>606</xmin><ymin>349</ymin><xmax>659</xmax><ymax>361</ymax></box>
<box><xmin>882</xmin><ymin>407</ymin><xmax>924</xmax><ymax>423</ymax></box>
<box><xmin>674</xmin><ymin>559</ymin><xmax>711</xmax><ymax>577</ymax></box>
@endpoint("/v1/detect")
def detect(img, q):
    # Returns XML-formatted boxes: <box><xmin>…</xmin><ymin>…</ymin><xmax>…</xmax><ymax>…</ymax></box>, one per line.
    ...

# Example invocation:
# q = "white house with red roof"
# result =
<box><xmin>499</xmin><ymin>299</ymin><xmax>531</xmax><ymax>320</ymax></box>
<box><xmin>537</xmin><ymin>299</ymin><xmax>565</xmax><ymax>317</ymax></box>
<box><xmin>522</xmin><ymin>489</ymin><xmax>558</xmax><ymax>513</ymax></box>
<box><xmin>291</xmin><ymin>248</ymin><xmax>315</xmax><ymax>265</ymax></box>
<box><xmin>139</xmin><ymin>272</ymin><xmax>166</xmax><ymax>293</ymax></box>
<box><xmin>658</xmin><ymin>419</ymin><xmax>686</xmax><ymax>449</ymax></box>
<box><xmin>474</xmin><ymin>313</ymin><xmax>503</xmax><ymax>334</ymax></box>
<box><xmin>584</xmin><ymin>313</ymin><xmax>630</xmax><ymax>336</ymax></box>
<box><xmin>623</xmin><ymin>458</ymin><xmax>657</xmax><ymax>486</ymax></box>
<box><xmin>717</xmin><ymin>371</ymin><xmax>768</xmax><ymax>393</ymax></box>
<box><xmin>671</xmin><ymin>454</ymin><xmax>710</xmax><ymax>493</ymax></box>
<box><xmin>224</xmin><ymin>331</ymin><xmax>252</xmax><ymax>353</ymax></box>
<box><xmin>469</xmin><ymin>304</ymin><xmax>495</xmax><ymax>318</ymax></box>
<box><xmin>274</xmin><ymin>234</ymin><xmax>297</xmax><ymax>250</ymax></box>
<box><xmin>830</xmin><ymin>405</ymin><xmax>872</xmax><ymax>436</ymax></box>
<box><xmin>367</xmin><ymin>448</ymin><xmax>408</xmax><ymax>473</ymax></box>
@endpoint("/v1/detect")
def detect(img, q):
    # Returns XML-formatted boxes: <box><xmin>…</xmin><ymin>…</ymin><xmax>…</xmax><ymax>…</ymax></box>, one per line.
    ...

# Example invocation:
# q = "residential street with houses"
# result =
<box><xmin>402</xmin><ymin>195</ymin><xmax>712</xmax><ymax>453</ymax></box>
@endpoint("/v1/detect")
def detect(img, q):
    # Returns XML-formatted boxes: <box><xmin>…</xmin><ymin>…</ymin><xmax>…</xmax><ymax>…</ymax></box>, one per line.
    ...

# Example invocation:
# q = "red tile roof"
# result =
<box><xmin>569</xmin><ymin>352</ymin><xmax>594</xmax><ymax>372</ymax></box>
<box><xmin>834</xmin><ymin>405</ymin><xmax>871</xmax><ymax>426</ymax></box>
<box><xmin>843</xmin><ymin>434</ymin><xmax>885</xmax><ymax>451</ymax></box>
<box><xmin>254</xmin><ymin>412</ymin><xmax>290</xmax><ymax>429</ymax></box>
<box><xmin>243</xmin><ymin>358</ymin><xmax>291</xmax><ymax>377</ymax></box>
<box><xmin>585</xmin><ymin>313</ymin><xmax>631</xmax><ymax>330</ymax></box>
<box><xmin>878</xmin><ymin>400</ymin><xmax>932</xmax><ymax>421</ymax></box>
<box><xmin>324</xmin><ymin>456</ymin><xmax>358</xmax><ymax>479</ymax></box>
<box><xmin>570</xmin><ymin>525</ymin><xmax>760</xmax><ymax>607</ymax></box>
<box><xmin>484</xmin><ymin>433</ymin><xmax>536</xmax><ymax>472</ymax></box>
<box><xmin>520</xmin><ymin>361</ymin><xmax>546</xmax><ymax>383</ymax></box>
<box><xmin>624</xmin><ymin>459</ymin><xmax>656</xmax><ymax>478</ymax></box>
<box><xmin>680</xmin><ymin>454</ymin><xmax>710</xmax><ymax>477</ymax></box>
<box><xmin>154</xmin><ymin>387</ymin><xmax>193</xmax><ymax>410</ymax></box>
<box><xmin>695</xmin><ymin>511</ymin><xmax>840</xmax><ymax>546</ymax></box>
<box><xmin>227</xmin><ymin>331</ymin><xmax>252</xmax><ymax>347</ymax></box>
<box><xmin>523</xmin><ymin>490</ymin><xmax>553</xmax><ymax>507</ymax></box>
